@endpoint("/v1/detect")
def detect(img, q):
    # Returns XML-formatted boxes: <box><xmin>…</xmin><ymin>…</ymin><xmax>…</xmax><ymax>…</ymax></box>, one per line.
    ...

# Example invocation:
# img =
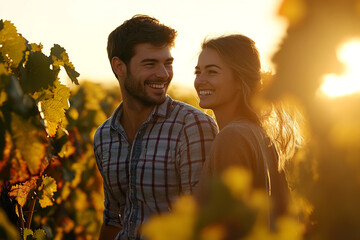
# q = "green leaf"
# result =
<box><xmin>50</xmin><ymin>44</ymin><xmax>79</xmax><ymax>85</ymax></box>
<box><xmin>38</xmin><ymin>79</ymin><xmax>70</xmax><ymax>137</ymax></box>
<box><xmin>0</xmin><ymin>20</ymin><xmax>26</xmax><ymax>68</ymax></box>
<box><xmin>21</xmin><ymin>51</ymin><xmax>58</xmax><ymax>93</ymax></box>
<box><xmin>10</xmin><ymin>113</ymin><xmax>46</xmax><ymax>174</ymax></box>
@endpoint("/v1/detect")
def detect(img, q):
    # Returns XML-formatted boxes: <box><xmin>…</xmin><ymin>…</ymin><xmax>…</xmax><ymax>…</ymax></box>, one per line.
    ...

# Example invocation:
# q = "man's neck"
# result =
<box><xmin>120</xmin><ymin>99</ymin><xmax>155</xmax><ymax>144</ymax></box>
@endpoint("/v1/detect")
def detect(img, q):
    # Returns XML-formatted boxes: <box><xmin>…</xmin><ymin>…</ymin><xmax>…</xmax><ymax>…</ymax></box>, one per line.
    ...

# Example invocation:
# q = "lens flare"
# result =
<box><xmin>320</xmin><ymin>39</ymin><xmax>360</xmax><ymax>98</ymax></box>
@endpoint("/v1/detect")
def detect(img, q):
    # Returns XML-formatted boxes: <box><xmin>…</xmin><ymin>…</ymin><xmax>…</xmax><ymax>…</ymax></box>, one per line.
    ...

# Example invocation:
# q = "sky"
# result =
<box><xmin>0</xmin><ymin>0</ymin><xmax>287</xmax><ymax>89</ymax></box>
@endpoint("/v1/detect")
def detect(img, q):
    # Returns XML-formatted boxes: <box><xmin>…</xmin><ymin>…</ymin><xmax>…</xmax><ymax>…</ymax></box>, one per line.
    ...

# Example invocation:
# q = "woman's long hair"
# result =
<box><xmin>202</xmin><ymin>34</ymin><xmax>304</xmax><ymax>171</ymax></box>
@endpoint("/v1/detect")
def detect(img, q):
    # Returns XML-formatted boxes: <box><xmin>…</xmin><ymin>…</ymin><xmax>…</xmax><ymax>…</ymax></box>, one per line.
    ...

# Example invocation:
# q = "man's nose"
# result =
<box><xmin>155</xmin><ymin>64</ymin><xmax>171</xmax><ymax>79</ymax></box>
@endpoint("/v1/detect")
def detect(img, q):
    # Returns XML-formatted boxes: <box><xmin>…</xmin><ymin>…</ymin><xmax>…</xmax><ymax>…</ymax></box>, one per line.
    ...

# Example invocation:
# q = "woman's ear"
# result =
<box><xmin>111</xmin><ymin>57</ymin><xmax>127</xmax><ymax>79</ymax></box>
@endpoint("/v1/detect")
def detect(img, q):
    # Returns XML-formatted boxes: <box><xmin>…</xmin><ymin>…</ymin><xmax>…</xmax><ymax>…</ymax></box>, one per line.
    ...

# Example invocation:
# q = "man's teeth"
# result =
<box><xmin>148</xmin><ymin>83</ymin><xmax>165</xmax><ymax>89</ymax></box>
<box><xmin>199</xmin><ymin>90</ymin><xmax>213</xmax><ymax>95</ymax></box>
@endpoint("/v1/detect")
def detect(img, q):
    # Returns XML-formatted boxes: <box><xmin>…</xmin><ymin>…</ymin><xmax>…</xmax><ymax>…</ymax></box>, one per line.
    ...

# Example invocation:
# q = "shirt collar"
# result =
<box><xmin>110</xmin><ymin>95</ymin><xmax>173</xmax><ymax>131</ymax></box>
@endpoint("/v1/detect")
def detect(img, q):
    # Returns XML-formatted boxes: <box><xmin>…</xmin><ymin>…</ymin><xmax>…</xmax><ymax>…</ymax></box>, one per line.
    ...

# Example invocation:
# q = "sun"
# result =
<box><xmin>319</xmin><ymin>38</ymin><xmax>360</xmax><ymax>98</ymax></box>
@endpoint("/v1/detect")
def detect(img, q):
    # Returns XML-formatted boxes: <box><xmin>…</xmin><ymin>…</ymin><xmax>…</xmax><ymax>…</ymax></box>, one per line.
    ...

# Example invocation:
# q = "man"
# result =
<box><xmin>93</xmin><ymin>15</ymin><xmax>217</xmax><ymax>240</ymax></box>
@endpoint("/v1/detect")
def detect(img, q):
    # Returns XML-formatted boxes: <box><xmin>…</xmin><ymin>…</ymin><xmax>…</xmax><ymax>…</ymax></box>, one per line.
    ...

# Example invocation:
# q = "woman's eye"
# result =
<box><xmin>208</xmin><ymin>70</ymin><xmax>218</xmax><ymax>74</ymax></box>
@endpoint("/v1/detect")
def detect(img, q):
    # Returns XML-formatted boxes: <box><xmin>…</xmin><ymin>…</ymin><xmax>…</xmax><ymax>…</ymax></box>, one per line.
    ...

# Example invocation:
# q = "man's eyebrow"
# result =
<box><xmin>141</xmin><ymin>58</ymin><xmax>158</xmax><ymax>63</ymax></box>
<box><xmin>141</xmin><ymin>57</ymin><xmax>174</xmax><ymax>63</ymax></box>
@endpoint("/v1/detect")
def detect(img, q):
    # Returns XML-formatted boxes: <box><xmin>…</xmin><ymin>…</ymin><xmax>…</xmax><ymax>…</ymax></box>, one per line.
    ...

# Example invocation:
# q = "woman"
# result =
<box><xmin>194</xmin><ymin>34</ymin><xmax>301</xmax><ymax>231</ymax></box>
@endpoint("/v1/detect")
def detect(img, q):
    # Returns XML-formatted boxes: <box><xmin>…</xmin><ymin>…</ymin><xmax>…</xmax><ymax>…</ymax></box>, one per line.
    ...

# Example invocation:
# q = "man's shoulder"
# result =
<box><xmin>93</xmin><ymin>118</ymin><xmax>112</xmax><ymax>142</ymax></box>
<box><xmin>170</xmin><ymin>100</ymin><xmax>213</xmax><ymax>119</ymax></box>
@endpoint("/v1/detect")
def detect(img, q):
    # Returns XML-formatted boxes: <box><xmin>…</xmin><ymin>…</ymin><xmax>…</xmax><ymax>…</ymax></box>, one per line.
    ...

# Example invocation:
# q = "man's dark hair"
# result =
<box><xmin>107</xmin><ymin>14</ymin><xmax>177</xmax><ymax>66</ymax></box>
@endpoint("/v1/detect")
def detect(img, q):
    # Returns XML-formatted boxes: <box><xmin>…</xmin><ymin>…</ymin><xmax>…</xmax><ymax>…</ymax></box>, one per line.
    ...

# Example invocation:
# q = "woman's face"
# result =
<box><xmin>194</xmin><ymin>47</ymin><xmax>241</xmax><ymax>111</ymax></box>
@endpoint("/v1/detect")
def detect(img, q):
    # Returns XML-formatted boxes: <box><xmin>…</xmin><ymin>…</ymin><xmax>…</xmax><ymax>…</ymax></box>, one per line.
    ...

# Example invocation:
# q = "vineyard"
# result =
<box><xmin>2</xmin><ymin>0</ymin><xmax>360</xmax><ymax>239</ymax></box>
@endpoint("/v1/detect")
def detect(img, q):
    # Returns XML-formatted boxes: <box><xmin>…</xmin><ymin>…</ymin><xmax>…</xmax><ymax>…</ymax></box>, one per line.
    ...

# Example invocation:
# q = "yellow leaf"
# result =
<box><xmin>274</xmin><ymin>216</ymin><xmax>305</xmax><ymax>240</ymax></box>
<box><xmin>221</xmin><ymin>167</ymin><xmax>252</xmax><ymax>200</ymax></box>
<box><xmin>30</xmin><ymin>43</ymin><xmax>43</xmax><ymax>52</ymax></box>
<box><xmin>10</xmin><ymin>154</ymin><xmax>30</xmax><ymax>184</ymax></box>
<box><xmin>200</xmin><ymin>223</ymin><xmax>227</xmax><ymax>240</ymax></box>
<box><xmin>141</xmin><ymin>195</ymin><xmax>196</xmax><ymax>240</ymax></box>
<box><xmin>0</xmin><ymin>208</ymin><xmax>20</xmax><ymax>240</ymax></box>
<box><xmin>38</xmin><ymin>80</ymin><xmax>70</xmax><ymax>137</ymax></box>
<box><xmin>0</xmin><ymin>20</ymin><xmax>26</xmax><ymax>67</ymax></box>
<box><xmin>23</xmin><ymin>228</ymin><xmax>34</xmax><ymax>240</ymax></box>
<box><xmin>278</xmin><ymin>0</ymin><xmax>306</xmax><ymax>27</ymax></box>
<box><xmin>34</xmin><ymin>229</ymin><xmax>47</xmax><ymax>240</ymax></box>
<box><xmin>73</xmin><ymin>189</ymin><xmax>89</xmax><ymax>211</ymax></box>
<box><xmin>38</xmin><ymin>176</ymin><xmax>57</xmax><ymax>208</ymax></box>
<box><xmin>11</xmin><ymin>113</ymin><xmax>46</xmax><ymax>175</ymax></box>
<box><xmin>10</xmin><ymin>177</ymin><xmax>38</xmax><ymax>207</ymax></box>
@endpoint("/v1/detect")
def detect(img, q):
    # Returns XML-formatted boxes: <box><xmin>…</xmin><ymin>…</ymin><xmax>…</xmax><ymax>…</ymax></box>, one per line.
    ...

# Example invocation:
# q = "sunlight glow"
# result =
<box><xmin>320</xmin><ymin>39</ymin><xmax>360</xmax><ymax>97</ymax></box>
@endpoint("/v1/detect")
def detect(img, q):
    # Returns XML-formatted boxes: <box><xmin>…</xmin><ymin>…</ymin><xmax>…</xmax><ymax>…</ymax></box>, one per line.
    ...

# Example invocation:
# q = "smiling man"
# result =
<box><xmin>93</xmin><ymin>15</ymin><xmax>217</xmax><ymax>240</ymax></box>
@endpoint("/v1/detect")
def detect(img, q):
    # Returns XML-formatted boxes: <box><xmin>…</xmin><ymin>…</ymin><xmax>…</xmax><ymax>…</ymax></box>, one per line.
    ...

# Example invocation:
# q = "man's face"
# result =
<box><xmin>124</xmin><ymin>43</ymin><xmax>174</xmax><ymax>106</ymax></box>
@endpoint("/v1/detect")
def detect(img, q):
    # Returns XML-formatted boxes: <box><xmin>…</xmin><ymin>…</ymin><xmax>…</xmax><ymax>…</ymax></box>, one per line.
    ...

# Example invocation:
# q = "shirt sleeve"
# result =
<box><xmin>177</xmin><ymin>113</ymin><xmax>217</xmax><ymax>194</ymax></box>
<box><xmin>93</xmin><ymin>133</ymin><xmax>122</xmax><ymax>228</ymax></box>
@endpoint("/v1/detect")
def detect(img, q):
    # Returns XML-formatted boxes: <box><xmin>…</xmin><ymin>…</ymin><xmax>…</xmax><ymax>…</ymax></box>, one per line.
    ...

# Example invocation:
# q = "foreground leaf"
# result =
<box><xmin>37</xmin><ymin>80</ymin><xmax>70</xmax><ymax>137</ymax></box>
<box><xmin>38</xmin><ymin>176</ymin><xmax>57</xmax><ymax>208</ymax></box>
<box><xmin>50</xmin><ymin>44</ymin><xmax>79</xmax><ymax>85</ymax></box>
<box><xmin>0</xmin><ymin>20</ymin><xmax>26</xmax><ymax>68</ymax></box>
<box><xmin>21</xmin><ymin>51</ymin><xmax>58</xmax><ymax>93</ymax></box>
<box><xmin>34</xmin><ymin>228</ymin><xmax>47</xmax><ymax>240</ymax></box>
<box><xmin>10</xmin><ymin>177</ymin><xmax>38</xmax><ymax>207</ymax></box>
<box><xmin>10</xmin><ymin>113</ymin><xmax>46</xmax><ymax>174</ymax></box>
<box><xmin>23</xmin><ymin>228</ymin><xmax>34</xmax><ymax>240</ymax></box>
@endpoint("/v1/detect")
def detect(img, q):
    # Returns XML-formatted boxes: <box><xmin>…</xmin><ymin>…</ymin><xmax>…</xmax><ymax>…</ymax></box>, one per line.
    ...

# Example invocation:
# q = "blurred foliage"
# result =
<box><xmin>142</xmin><ymin>167</ymin><xmax>304</xmax><ymax>240</ymax></box>
<box><xmin>267</xmin><ymin>0</ymin><xmax>360</xmax><ymax>239</ymax></box>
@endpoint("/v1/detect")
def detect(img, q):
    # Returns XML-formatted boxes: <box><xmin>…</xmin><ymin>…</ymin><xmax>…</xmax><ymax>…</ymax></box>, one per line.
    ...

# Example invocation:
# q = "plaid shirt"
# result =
<box><xmin>93</xmin><ymin>96</ymin><xmax>217</xmax><ymax>240</ymax></box>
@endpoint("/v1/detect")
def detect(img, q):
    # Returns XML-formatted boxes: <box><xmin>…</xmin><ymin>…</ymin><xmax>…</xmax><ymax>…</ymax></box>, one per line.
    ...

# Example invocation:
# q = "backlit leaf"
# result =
<box><xmin>30</xmin><ymin>43</ymin><xmax>43</xmax><ymax>52</ymax></box>
<box><xmin>38</xmin><ymin>80</ymin><xmax>70</xmax><ymax>137</ymax></box>
<box><xmin>0</xmin><ymin>20</ymin><xmax>26</xmax><ymax>67</ymax></box>
<box><xmin>23</xmin><ymin>228</ymin><xmax>34</xmax><ymax>240</ymax></box>
<box><xmin>38</xmin><ymin>176</ymin><xmax>57</xmax><ymax>208</ymax></box>
<box><xmin>10</xmin><ymin>177</ymin><xmax>38</xmax><ymax>207</ymax></box>
<box><xmin>11</xmin><ymin>113</ymin><xmax>46</xmax><ymax>174</ymax></box>
<box><xmin>10</xmin><ymin>154</ymin><xmax>30</xmax><ymax>184</ymax></box>
<box><xmin>50</xmin><ymin>44</ymin><xmax>79</xmax><ymax>85</ymax></box>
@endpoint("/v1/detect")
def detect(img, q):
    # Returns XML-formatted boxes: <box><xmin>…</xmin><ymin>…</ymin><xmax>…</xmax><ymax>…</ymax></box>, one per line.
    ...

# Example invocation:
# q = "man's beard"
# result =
<box><xmin>124</xmin><ymin>72</ymin><xmax>170</xmax><ymax>106</ymax></box>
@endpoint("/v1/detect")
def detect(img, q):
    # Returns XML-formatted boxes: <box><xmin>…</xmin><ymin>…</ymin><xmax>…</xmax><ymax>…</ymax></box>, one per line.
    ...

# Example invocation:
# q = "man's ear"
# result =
<box><xmin>111</xmin><ymin>57</ymin><xmax>127</xmax><ymax>79</ymax></box>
